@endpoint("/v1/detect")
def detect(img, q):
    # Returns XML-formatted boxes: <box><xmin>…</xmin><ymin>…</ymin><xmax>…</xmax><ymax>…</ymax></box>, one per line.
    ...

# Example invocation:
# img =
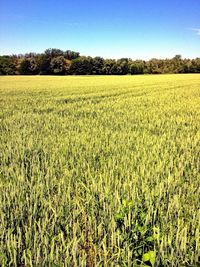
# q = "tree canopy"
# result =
<box><xmin>0</xmin><ymin>49</ymin><xmax>199</xmax><ymax>75</ymax></box>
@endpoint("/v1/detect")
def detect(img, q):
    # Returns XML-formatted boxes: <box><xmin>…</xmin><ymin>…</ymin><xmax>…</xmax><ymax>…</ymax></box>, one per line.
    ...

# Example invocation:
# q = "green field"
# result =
<box><xmin>0</xmin><ymin>74</ymin><xmax>200</xmax><ymax>266</ymax></box>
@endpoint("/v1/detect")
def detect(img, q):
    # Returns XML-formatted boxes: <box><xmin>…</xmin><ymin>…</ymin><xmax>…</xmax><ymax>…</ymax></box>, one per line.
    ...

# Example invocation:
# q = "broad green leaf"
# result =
<box><xmin>142</xmin><ymin>250</ymin><xmax>156</xmax><ymax>266</ymax></box>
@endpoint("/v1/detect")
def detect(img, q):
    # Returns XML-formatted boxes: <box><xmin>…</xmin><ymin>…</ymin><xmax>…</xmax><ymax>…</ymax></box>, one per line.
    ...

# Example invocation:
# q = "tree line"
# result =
<box><xmin>0</xmin><ymin>48</ymin><xmax>200</xmax><ymax>75</ymax></box>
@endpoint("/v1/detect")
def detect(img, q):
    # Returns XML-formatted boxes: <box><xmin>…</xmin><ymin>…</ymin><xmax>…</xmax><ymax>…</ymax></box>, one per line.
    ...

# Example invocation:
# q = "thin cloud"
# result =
<box><xmin>190</xmin><ymin>28</ymin><xmax>200</xmax><ymax>36</ymax></box>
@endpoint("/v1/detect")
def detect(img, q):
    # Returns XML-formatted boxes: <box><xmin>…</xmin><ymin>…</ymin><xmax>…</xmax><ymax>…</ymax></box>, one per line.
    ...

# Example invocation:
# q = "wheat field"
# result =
<box><xmin>0</xmin><ymin>74</ymin><xmax>200</xmax><ymax>266</ymax></box>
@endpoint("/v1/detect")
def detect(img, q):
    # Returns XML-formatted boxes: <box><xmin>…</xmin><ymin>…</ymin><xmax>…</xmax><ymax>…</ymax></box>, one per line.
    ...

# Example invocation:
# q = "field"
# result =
<box><xmin>0</xmin><ymin>74</ymin><xmax>200</xmax><ymax>266</ymax></box>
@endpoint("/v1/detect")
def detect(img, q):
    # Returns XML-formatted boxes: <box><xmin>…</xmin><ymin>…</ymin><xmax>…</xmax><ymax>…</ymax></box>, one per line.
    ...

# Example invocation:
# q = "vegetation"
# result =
<box><xmin>0</xmin><ymin>74</ymin><xmax>200</xmax><ymax>266</ymax></box>
<box><xmin>0</xmin><ymin>49</ymin><xmax>200</xmax><ymax>75</ymax></box>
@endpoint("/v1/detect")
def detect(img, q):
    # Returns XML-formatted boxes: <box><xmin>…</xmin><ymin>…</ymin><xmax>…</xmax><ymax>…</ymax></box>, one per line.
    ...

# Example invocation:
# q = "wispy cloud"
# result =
<box><xmin>63</xmin><ymin>22</ymin><xmax>82</xmax><ymax>27</ymax></box>
<box><xmin>190</xmin><ymin>28</ymin><xmax>200</xmax><ymax>36</ymax></box>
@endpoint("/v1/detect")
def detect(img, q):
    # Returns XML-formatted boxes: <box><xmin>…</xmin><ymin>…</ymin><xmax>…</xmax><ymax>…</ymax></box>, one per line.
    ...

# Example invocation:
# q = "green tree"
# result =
<box><xmin>110</xmin><ymin>64</ymin><xmax>122</xmax><ymax>75</ymax></box>
<box><xmin>0</xmin><ymin>56</ymin><xmax>16</xmax><ymax>75</ymax></box>
<box><xmin>19</xmin><ymin>58</ymin><xmax>38</xmax><ymax>75</ymax></box>
<box><xmin>102</xmin><ymin>59</ymin><xmax>116</xmax><ymax>74</ymax></box>
<box><xmin>191</xmin><ymin>58</ymin><xmax>200</xmax><ymax>73</ymax></box>
<box><xmin>45</xmin><ymin>48</ymin><xmax>64</xmax><ymax>58</ymax></box>
<box><xmin>38</xmin><ymin>55</ymin><xmax>51</xmax><ymax>75</ymax></box>
<box><xmin>64</xmin><ymin>50</ymin><xmax>80</xmax><ymax>60</ymax></box>
<box><xmin>91</xmin><ymin>57</ymin><xmax>104</xmax><ymax>74</ymax></box>
<box><xmin>117</xmin><ymin>58</ymin><xmax>129</xmax><ymax>75</ymax></box>
<box><xmin>70</xmin><ymin>57</ymin><xmax>93</xmax><ymax>75</ymax></box>
<box><xmin>171</xmin><ymin>55</ymin><xmax>184</xmax><ymax>73</ymax></box>
<box><xmin>130</xmin><ymin>60</ymin><xmax>145</xmax><ymax>74</ymax></box>
<box><xmin>50</xmin><ymin>56</ymin><xmax>67</xmax><ymax>75</ymax></box>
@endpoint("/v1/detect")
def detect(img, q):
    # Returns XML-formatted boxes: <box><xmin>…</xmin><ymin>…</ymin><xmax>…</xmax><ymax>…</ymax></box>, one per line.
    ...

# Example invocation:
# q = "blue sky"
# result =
<box><xmin>0</xmin><ymin>0</ymin><xmax>199</xmax><ymax>59</ymax></box>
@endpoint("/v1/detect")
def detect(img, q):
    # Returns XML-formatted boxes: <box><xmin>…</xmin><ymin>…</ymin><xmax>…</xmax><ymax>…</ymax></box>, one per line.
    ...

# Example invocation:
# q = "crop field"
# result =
<box><xmin>0</xmin><ymin>74</ymin><xmax>200</xmax><ymax>266</ymax></box>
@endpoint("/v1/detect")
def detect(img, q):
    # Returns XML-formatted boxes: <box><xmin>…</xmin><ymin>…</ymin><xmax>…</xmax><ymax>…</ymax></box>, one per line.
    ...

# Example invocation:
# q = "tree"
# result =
<box><xmin>147</xmin><ymin>59</ymin><xmax>164</xmax><ymax>74</ymax></box>
<box><xmin>64</xmin><ymin>50</ymin><xmax>80</xmax><ymax>60</ymax></box>
<box><xmin>102</xmin><ymin>59</ymin><xmax>116</xmax><ymax>74</ymax></box>
<box><xmin>110</xmin><ymin>64</ymin><xmax>122</xmax><ymax>75</ymax></box>
<box><xmin>19</xmin><ymin>58</ymin><xmax>38</xmax><ymax>75</ymax></box>
<box><xmin>91</xmin><ymin>57</ymin><xmax>104</xmax><ymax>74</ymax></box>
<box><xmin>0</xmin><ymin>56</ymin><xmax>16</xmax><ymax>75</ymax></box>
<box><xmin>130</xmin><ymin>60</ymin><xmax>145</xmax><ymax>74</ymax></box>
<box><xmin>190</xmin><ymin>58</ymin><xmax>200</xmax><ymax>73</ymax></box>
<box><xmin>0</xmin><ymin>49</ymin><xmax>200</xmax><ymax>75</ymax></box>
<box><xmin>38</xmin><ymin>55</ymin><xmax>51</xmax><ymax>75</ymax></box>
<box><xmin>70</xmin><ymin>57</ymin><xmax>93</xmax><ymax>75</ymax></box>
<box><xmin>171</xmin><ymin>55</ymin><xmax>184</xmax><ymax>73</ymax></box>
<box><xmin>45</xmin><ymin>48</ymin><xmax>64</xmax><ymax>58</ymax></box>
<box><xmin>50</xmin><ymin>56</ymin><xmax>67</xmax><ymax>75</ymax></box>
<box><xmin>117</xmin><ymin>58</ymin><xmax>129</xmax><ymax>75</ymax></box>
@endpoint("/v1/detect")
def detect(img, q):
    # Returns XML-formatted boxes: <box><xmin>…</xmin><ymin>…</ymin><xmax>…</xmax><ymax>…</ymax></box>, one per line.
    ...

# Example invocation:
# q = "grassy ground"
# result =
<box><xmin>0</xmin><ymin>74</ymin><xmax>200</xmax><ymax>266</ymax></box>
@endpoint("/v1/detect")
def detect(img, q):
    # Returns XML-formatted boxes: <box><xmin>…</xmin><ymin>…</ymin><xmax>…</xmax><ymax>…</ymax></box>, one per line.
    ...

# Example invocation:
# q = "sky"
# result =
<box><xmin>0</xmin><ymin>0</ymin><xmax>200</xmax><ymax>59</ymax></box>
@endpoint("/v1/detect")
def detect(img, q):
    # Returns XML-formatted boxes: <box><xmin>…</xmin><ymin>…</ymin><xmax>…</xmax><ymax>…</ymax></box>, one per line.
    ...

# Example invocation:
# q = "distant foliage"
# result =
<box><xmin>0</xmin><ymin>56</ymin><xmax>17</xmax><ymax>75</ymax></box>
<box><xmin>19</xmin><ymin>58</ymin><xmax>38</xmax><ymax>75</ymax></box>
<box><xmin>50</xmin><ymin>56</ymin><xmax>67</xmax><ymax>75</ymax></box>
<box><xmin>0</xmin><ymin>49</ymin><xmax>200</xmax><ymax>75</ymax></box>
